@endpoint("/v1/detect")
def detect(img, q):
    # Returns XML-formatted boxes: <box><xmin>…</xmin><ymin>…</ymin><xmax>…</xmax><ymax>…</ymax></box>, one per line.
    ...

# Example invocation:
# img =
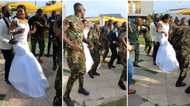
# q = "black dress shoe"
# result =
<box><xmin>93</xmin><ymin>72</ymin><xmax>100</xmax><ymax>76</ymax></box>
<box><xmin>88</xmin><ymin>72</ymin><xmax>94</xmax><ymax>78</ymax></box>
<box><xmin>176</xmin><ymin>81</ymin><xmax>186</xmax><ymax>87</ymax></box>
<box><xmin>185</xmin><ymin>86</ymin><xmax>190</xmax><ymax>94</ymax></box>
<box><xmin>63</xmin><ymin>96</ymin><xmax>74</xmax><ymax>106</ymax></box>
<box><xmin>78</xmin><ymin>88</ymin><xmax>90</xmax><ymax>96</ymax></box>
<box><xmin>118</xmin><ymin>81</ymin><xmax>126</xmax><ymax>90</ymax></box>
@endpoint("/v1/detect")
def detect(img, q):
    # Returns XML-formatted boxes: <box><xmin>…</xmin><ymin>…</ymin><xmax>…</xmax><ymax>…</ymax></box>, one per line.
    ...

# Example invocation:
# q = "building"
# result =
<box><xmin>128</xmin><ymin>0</ymin><xmax>154</xmax><ymax>17</ymax></box>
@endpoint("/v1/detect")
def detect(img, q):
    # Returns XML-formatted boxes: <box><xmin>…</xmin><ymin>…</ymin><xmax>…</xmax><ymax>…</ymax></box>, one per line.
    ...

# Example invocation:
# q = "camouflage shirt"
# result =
<box><xmin>118</xmin><ymin>31</ymin><xmax>127</xmax><ymax>56</ymax></box>
<box><xmin>88</xmin><ymin>29</ymin><xmax>101</xmax><ymax>51</ymax></box>
<box><xmin>64</xmin><ymin>15</ymin><xmax>85</xmax><ymax>65</ymax></box>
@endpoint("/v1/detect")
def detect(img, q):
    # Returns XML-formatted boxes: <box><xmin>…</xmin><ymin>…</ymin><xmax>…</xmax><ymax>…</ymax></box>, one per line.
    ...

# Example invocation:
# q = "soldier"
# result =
<box><xmin>171</xmin><ymin>19</ymin><xmax>190</xmax><ymax>94</ymax></box>
<box><xmin>88</xmin><ymin>23</ymin><xmax>102</xmax><ymax>78</ymax></box>
<box><xmin>100</xmin><ymin>21</ymin><xmax>110</xmax><ymax>63</ymax></box>
<box><xmin>28</xmin><ymin>9</ymin><xmax>48</xmax><ymax>63</ymax></box>
<box><xmin>117</xmin><ymin>22</ymin><xmax>127</xmax><ymax>64</ymax></box>
<box><xmin>52</xmin><ymin>14</ymin><xmax>62</xmax><ymax>106</ymax></box>
<box><xmin>63</xmin><ymin>3</ymin><xmax>89</xmax><ymax>106</ymax></box>
<box><xmin>143</xmin><ymin>15</ymin><xmax>153</xmax><ymax>56</ymax></box>
<box><xmin>118</xmin><ymin>23</ymin><xmax>127</xmax><ymax>90</ymax></box>
<box><xmin>128</xmin><ymin>17</ymin><xmax>143</xmax><ymax>66</ymax></box>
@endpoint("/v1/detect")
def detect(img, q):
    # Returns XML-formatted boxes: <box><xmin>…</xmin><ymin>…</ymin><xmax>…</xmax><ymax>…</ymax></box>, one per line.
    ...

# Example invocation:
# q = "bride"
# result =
<box><xmin>156</xmin><ymin>14</ymin><xmax>179</xmax><ymax>73</ymax></box>
<box><xmin>8</xmin><ymin>5</ymin><xmax>49</xmax><ymax>97</ymax></box>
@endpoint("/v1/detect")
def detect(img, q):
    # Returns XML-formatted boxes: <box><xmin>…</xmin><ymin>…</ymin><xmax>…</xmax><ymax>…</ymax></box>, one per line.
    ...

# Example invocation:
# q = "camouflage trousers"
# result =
<box><xmin>131</xmin><ymin>42</ymin><xmax>140</xmax><ymax>65</ymax></box>
<box><xmin>176</xmin><ymin>53</ymin><xmax>190</xmax><ymax>83</ymax></box>
<box><xmin>64</xmin><ymin>58</ymin><xmax>85</xmax><ymax>98</ymax></box>
<box><xmin>119</xmin><ymin>55</ymin><xmax>127</xmax><ymax>82</ymax></box>
<box><xmin>89</xmin><ymin>49</ymin><xmax>101</xmax><ymax>73</ymax></box>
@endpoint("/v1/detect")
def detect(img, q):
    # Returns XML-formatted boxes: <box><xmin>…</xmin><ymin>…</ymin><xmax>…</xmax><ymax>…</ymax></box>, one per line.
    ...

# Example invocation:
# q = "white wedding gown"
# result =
<box><xmin>83</xmin><ymin>27</ymin><xmax>94</xmax><ymax>72</ymax></box>
<box><xmin>9</xmin><ymin>18</ymin><xmax>49</xmax><ymax>97</ymax></box>
<box><xmin>156</xmin><ymin>21</ymin><xmax>179</xmax><ymax>73</ymax></box>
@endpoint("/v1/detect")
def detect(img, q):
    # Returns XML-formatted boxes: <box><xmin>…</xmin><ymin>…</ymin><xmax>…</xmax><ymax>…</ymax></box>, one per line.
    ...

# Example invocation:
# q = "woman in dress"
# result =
<box><xmin>156</xmin><ymin>14</ymin><xmax>179</xmax><ymax>73</ymax></box>
<box><xmin>8</xmin><ymin>5</ymin><xmax>49</xmax><ymax>97</ymax></box>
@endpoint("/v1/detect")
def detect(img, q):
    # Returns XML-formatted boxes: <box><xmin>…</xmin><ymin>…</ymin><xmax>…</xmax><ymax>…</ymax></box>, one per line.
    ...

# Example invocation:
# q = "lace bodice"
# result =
<box><xmin>13</xmin><ymin>18</ymin><xmax>30</xmax><ymax>43</ymax></box>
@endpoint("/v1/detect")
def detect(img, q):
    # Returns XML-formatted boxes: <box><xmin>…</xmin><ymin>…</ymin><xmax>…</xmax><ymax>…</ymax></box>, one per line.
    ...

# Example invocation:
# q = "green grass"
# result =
<box><xmin>99</xmin><ymin>97</ymin><xmax>127</xmax><ymax>106</ymax></box>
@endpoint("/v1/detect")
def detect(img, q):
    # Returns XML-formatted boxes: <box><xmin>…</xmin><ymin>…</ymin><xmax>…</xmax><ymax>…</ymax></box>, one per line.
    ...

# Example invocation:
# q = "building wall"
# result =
<box><xmin>128</xmin><ymin>0</ymin><xmax>153</xmax><ymax>16</ymax></box>
<box><xmin>141</xmin><ymin>1</ymin><xmax>154</xmax><ymax>16</ymax></box>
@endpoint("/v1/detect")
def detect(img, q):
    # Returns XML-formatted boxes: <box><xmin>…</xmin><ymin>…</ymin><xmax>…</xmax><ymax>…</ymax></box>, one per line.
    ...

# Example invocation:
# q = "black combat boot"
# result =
<box><xmin>176</xmin><ymin>81</ymin><xmax>186</xmax><ymax>87</ymax></box>
<box><xmin>118</xmin><ymin>80</ymin><xmax>126</xmax><ymax>90</ymax></box>
<box><xmin>185</xmin><ymin>86</ymin><xmax>190</xmax><ymax>94</ymax></box>
<box><xmin>63</xmin><ymin>95</ymin><xmax>74</xmax><ymax>106</ymax></box>
<box><xmin>78</xmin><ymin>75</ymin><xmax>90</xmax><ymax>96</ymax></box>
<box><xmin>78</xmin><ymin>88</ymin><xmax>90</xmax><ymax>96</ymax></box>
<box><xmin>88</xmin><ymin>71</ymin><xmax>94</xmax><ymax>78</ymax></box>
<box><xmin>93</xmin><ymin>71</ymin><xmax>100</xmax><ymax>76</ymax></box>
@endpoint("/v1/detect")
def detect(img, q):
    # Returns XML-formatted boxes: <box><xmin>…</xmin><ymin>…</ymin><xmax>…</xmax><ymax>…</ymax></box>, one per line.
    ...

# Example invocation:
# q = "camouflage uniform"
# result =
<box><xmin>100</xmin><ymin>26</ymin><xmax>110</xmax><ymax>62</ymax></box>
<box><xmin>118</xmin><ymin>31</ymin><xmax>127</xmax><ymax>83</ymax></box>
<box><xmin>88</xmin><ymin>29</ymin><xmax>101</xmax><ymax>74</ymax></box>
<box><xmin>142</xmin><ymin>25</ymin><xmax>152</xmax><ymax>55</ymax></box>
<box><xmin>171</xmin><ymin>26</ymin><xmax>190</xmax><ymax>85</ymax></box>
<box><xmin>128</xmin><ymin>23</ymin><xmax>140</xmax><ymax>65</ymax></box>
<box><xmin>63</xmin><ymin>15</ymin><xmax>86</xmax><ymax>100</ymax></box>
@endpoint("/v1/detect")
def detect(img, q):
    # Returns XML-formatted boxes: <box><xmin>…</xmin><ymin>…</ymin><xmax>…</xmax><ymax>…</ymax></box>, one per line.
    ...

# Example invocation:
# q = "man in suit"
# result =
<box><xmin>0</xmin><ymin>6</ymin><xmax>14</xmax><ymax>84</ymax></box>
<box><xmin>108</xmin><ymin>21</ymin><xmax>119</xmax><ymax>69</ymax></box>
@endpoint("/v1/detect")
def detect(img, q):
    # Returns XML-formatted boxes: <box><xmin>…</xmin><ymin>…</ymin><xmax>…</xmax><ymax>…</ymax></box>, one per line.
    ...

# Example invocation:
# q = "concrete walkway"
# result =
<box><xmin>63</xmin><ymin>58</ymin><xmax>127</xmax><ymax>106</ymax></box>
<box><xmin>0</xmin><ymin>54</ymin><xmax>56</xmax><ymax>106</ymax></box>
<box><xmin>129</xmin><ymin>46</ymin><xmax>190</xmax><ymax>106</ymax></box>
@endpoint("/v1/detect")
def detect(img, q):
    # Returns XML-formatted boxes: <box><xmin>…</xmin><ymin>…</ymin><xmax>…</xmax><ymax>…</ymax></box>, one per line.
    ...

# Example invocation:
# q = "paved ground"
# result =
<box><xmin>63</xmin><ymin>57</ymin><xmax>127</xmax><ymax>106</ymax></box>
<box><xmin>0</xmin><ymin>53</ymin><xmax>56</xmax><ymax>106</ymax></box>
<box><xmin>128</xmin><ymin>45</ymin><xmax>190</xmax><ymax>106</ymax></box>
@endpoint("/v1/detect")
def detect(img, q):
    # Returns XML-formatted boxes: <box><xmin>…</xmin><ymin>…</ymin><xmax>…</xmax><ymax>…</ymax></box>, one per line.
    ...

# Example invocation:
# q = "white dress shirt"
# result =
<box><xmin>0</xmin><ymin>17</ymin><xmax>12</xmax><ymax>49</ymax></box>
<box><xmin>150</xmin><ymin>22</ymin><xmax>161</xmax><ymax>42</ymax></box>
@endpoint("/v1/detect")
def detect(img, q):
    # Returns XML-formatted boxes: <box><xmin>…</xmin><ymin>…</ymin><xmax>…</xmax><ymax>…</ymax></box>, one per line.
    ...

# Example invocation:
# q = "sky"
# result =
<box><xmin>153</xmin><ymin>1</ymin><xmax>190</xmax><ymax>13</ymax></box>
<box><xmin>63</xmin><ymin>0</ymin><xmax>190</xmax><ymax>17</ymax></box>
<box><xmin>63</xmin><ymin>0</ymin><xmax>127</xmax><ymax>18</ymax></box>
<box><xmin>1</xmin><ymin>0</ymin><xmax>190</xmax><ymax>16</ymax></box>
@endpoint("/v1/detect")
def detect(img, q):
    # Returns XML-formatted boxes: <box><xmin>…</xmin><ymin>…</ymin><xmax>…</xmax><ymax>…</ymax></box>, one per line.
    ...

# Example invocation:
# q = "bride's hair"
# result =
<box><xmin>161</xmin><ymin>14</ymin><xmax>171</xmax><ymax>21</ymax></box>
<box><xmin>16</xmin><ymin>5</ymin><xmax>28</xmax><ymax>19</ymax></box>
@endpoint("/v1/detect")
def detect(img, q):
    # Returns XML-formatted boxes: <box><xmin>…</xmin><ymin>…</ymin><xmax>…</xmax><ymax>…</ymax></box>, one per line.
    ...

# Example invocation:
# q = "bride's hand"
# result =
<box><xmin>164</xmin><ymin>32</ymin><xmax>168</xmax><ymax>37</ymax></box>
<box><xmin>161</xmin><ymin>31</ymin><xmax>167</xmax><ymax>37</ymax></box>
